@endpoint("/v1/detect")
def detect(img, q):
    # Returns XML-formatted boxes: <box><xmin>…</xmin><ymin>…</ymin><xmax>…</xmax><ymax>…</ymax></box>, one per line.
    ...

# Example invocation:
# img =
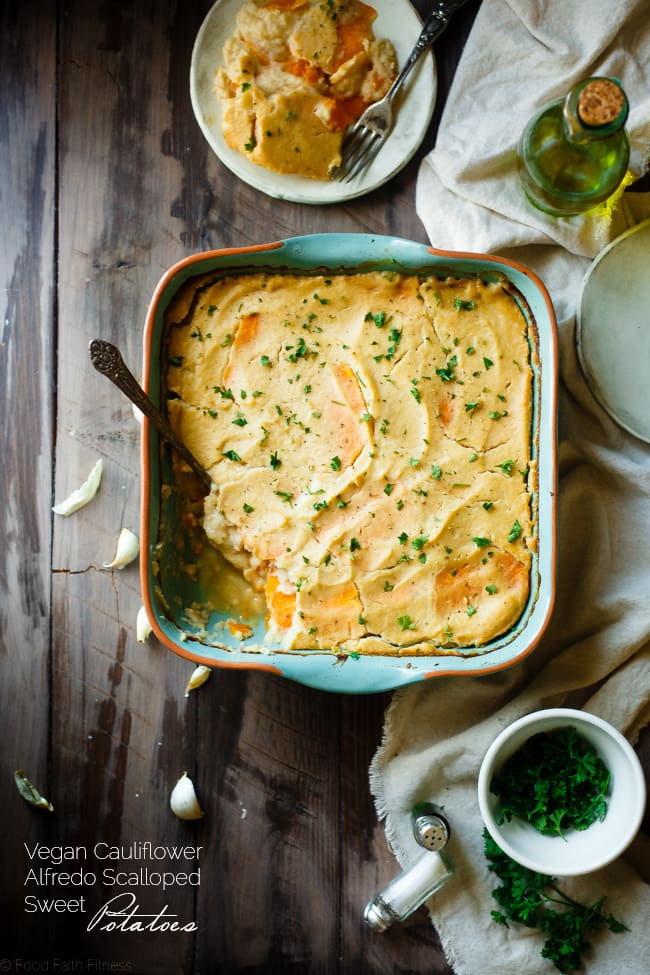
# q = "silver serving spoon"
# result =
<box><xmin>89</xmin><ymin>338</ymin><xmax>212</xmax><ymax>492</ymax></box>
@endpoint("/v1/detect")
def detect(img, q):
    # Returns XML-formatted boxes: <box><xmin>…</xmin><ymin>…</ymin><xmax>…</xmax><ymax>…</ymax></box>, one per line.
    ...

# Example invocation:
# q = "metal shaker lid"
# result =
<box><xmin>411</xmin><ymin>802</ymin><xmax>451</xmax><ymax>851</ymax></box>
<box><xmin>363</xmin><ymin>896</ymin><xmax>396</xmax><ymax>932</ymax></box>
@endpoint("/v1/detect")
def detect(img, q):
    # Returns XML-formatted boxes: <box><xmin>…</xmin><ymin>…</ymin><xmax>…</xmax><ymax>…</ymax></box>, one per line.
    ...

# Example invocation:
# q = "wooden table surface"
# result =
<box><xmin>2</xmin><ymin>2</ymin><xmax>648</xmax><ymax>973</ymax></box>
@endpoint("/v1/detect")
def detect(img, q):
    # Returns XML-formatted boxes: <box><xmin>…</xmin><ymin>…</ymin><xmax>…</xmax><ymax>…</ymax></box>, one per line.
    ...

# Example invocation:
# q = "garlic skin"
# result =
<box><xmin>136</xmin><ymin>605</ymin><xmax>152</xmax><ymax>643</ymax></box>
<box><xmin>52</xmin><ymin>459</ymin><xmax>103</xmax><ymax>516</ymax></box>
<box><xmin>170</xmin><ymin>772</ymin><xmax>204</xmax><ymax>820</ymax></box>
<box><xmin>184</xmin><ymin>665</ymin><xmax>211</xmax><ymax>697</ymax></box>
<box><xmin>104</xmin><ymin>527</ymin><xmax>140</xmax><ymax>569</ymax></box>
<box><xmin>14</xmin><ymin>770</ymin><xmax>54</xmax><ymax>812</ymax></box>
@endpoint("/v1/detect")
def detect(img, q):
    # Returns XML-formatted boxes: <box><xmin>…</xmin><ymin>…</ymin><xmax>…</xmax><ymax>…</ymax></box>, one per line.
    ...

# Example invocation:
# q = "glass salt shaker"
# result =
<box><xmin>363</xmin><ymin>803</ymin><xmax>454</xmax><ymax>932</ymax></box>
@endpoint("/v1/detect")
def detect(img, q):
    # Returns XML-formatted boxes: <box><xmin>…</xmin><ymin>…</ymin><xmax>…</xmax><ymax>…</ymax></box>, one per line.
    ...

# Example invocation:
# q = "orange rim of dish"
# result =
<box><xmin>139</xmin><ymin>240</ymin><xmax>558</xmax><ymax>682</ymax></box>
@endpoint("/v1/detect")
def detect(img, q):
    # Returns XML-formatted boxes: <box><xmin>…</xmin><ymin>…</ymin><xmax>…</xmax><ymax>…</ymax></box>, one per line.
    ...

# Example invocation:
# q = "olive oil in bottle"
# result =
<box><xmin>517</xmin><ymin>77</ymin><xmax>630</xmax><ymax>216</ymax></box>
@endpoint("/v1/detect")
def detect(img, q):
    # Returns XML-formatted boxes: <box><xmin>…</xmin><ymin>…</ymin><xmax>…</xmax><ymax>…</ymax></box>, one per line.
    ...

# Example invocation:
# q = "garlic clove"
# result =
<box><xmin>184</xmin><ymin>665</ymin><xmax>211</xmax><ymax>697</ymax></box>
<box><xmin>170</xmin><ymin>772</ymin><xmax>204</xmax><ymax>820</ymax></box>
<box><xmin>136</xmin><ymin>605</ymin><xmax>153</xmax><ymax>643</ymax></box>
<box><xmin>14</xmin><ymin>769</ymin><xmax>54</xmax><ymax>812</ymax></box>
<box><xmin>104</xmin><ymin>527</ymin><xmax>140</xmax><ymax>569</ymax></box>
<box><xmin>52</xmin><ymin>459</ymin><xmax>103</xmax><ymax>516</ymax></box>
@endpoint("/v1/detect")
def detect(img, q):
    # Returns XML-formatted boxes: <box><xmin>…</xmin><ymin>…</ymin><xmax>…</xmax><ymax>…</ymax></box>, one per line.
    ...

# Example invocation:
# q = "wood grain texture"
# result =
<box><xmin>18</xmin><ymin>2</ymin><xmax>650</xmax><ymax>974</ymax></box>
<box><xmin>0</xmin><ymin>0</ymin><xmax>57</xmax><ymax>953</ymax></box>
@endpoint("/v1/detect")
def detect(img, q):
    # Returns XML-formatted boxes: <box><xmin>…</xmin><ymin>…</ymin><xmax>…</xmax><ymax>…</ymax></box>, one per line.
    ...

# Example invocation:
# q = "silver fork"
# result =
<box><xmin>336</xmin><ymin>0</ymin><xmax>469</xmax><ymax>182</ymax></box>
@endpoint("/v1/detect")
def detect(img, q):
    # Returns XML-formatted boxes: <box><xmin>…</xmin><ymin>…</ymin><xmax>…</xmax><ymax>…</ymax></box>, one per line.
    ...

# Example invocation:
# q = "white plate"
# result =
<box><xmin>576</xmin><ymin>218</ymin><xmax>650</xmax><ymax>444</ymax></box>
<box><xmin>189</xmin><ymin>0</ymin><xmax>437</xmax><ymax>204</ymax></box>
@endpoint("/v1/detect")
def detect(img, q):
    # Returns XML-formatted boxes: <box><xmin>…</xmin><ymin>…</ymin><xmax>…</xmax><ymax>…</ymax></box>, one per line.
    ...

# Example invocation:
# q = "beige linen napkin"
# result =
<box><xmin>370</xmin><ymin>1</ymin><xmax>650</xmax><ymax>973</ymax></box>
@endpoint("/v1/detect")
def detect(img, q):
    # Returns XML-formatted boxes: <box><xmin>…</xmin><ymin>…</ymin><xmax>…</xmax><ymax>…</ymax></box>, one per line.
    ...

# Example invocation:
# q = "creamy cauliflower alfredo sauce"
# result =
<box><xmin>164</xmin><ymin>271</ymin><xmax>536</xmax><ymax>656</ymax></box>
<box><xmin>214</xmin><ymin>0</ymin><xmax>398</xmax><ymax>179</ymax></box>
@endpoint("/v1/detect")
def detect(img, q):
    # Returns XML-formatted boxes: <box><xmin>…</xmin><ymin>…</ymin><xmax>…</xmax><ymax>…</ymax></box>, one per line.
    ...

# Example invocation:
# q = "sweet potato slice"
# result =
<box><xmin>265</xmin><ymin>573</ymin><xmax>296</xmax><ymax>630</ymax></box>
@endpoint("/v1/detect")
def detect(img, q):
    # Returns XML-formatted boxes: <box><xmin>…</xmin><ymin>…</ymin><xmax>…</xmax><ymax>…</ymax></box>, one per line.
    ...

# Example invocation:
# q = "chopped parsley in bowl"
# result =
<box><xmin>478</xmin><ymin>708</ymin><xmax>646</xmax><ymax>876</ymax></box>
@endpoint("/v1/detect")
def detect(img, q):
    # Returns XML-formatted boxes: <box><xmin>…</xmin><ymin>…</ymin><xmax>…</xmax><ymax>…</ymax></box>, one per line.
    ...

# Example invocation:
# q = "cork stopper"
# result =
<box><xmin>577</xmin><ymin>79</ymin><xmax>625</xmax><ymax>127</ymax></box>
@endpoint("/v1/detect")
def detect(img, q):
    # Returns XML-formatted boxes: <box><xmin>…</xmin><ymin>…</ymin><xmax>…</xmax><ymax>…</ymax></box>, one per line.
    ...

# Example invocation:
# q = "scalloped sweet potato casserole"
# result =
<box><xmin>163</xmin><ymin>269</ymin><xmax>536</xmax><ymax>656</ymax></box>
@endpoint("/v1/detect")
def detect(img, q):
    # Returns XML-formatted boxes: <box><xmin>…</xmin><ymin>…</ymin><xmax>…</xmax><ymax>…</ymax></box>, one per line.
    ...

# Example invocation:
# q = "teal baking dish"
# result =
<box><xmin>140</xmin><ymin>234</ymin><xmax>558</xmax><ymax>693</ymax></box>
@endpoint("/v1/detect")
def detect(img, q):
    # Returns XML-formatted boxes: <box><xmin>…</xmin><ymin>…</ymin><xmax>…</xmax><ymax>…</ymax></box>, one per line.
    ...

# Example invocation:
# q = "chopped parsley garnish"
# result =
<box><xmin>285</xmin><ymin>336</ymin><xmax>312</xmax><ymax>362</ymax></box>
<box><xmin>436</xmin><ymin>354</ymin><xmax>457</xmax><ymax>382</ymax></box>
<box><xmin>483</xmin><ymin>356</ymin><xmax>494</xmax><ymax>370</ymax></box>
<box><xmin>498</xmin><ymin>459</ymin><xmax>515</xmax><ymax>476</ymax></box>
<box><xmin>431</xmin><ymin>465</ymin><xmax>443</xmax><ymax>480</ymax></box>
<box><xmin>384</xmin><ymin>327</ymin><xmax>402</xmax><ymax>360</ymax></box>
<box><xmin>330</xmin><ymin>456</ymin><xmax>341</xmax><ymax>471</ymax></box>
<box><xmin>364</xmin><ymin>310</ymin><xmax>390</xmax><ymax>328</ymax></box>
<box><xmin>270</xmin><ymin>451</ymin><xmax>282</xmax><ymax>470</ymax></box>
<box><xmin>274</xmin><ymin>490</ymin><xmax>294</xmax><ymax>504</ymax></box>
<box><xmin>222</xmin><ymin>449</ymin><xmax>241</xmax><ymax>462</ymax></box>
<box><xmin>508</xmin><ymin>520</ymin><xmax>522</xmax><ymax>542</ymax></box>
<box><xmin>454</xmin><ymin>298</ymin><xmax>475</xmax><ymax>311</ymax></box>
<box><xmin>473</xmin><ymin>536</ymin><xmax>492</xmax><ymax>548</ymax></box>
<box><xmin>490</xmin><ymin>726</ymin><xmax>611</xmax><ymax>838</ymax></box>
<box><xmin>397</xmin><ymin>614</ymin><xmax>415</xmax><ymax>631</ymax></box>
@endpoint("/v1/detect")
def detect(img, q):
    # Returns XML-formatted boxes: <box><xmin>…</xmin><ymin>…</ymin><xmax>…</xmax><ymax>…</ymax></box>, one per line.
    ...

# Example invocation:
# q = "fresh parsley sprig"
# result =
<box><xmin>483</xmin><ymin>830</ymin><xmax>628</xmax><ymax>973</ymax></box>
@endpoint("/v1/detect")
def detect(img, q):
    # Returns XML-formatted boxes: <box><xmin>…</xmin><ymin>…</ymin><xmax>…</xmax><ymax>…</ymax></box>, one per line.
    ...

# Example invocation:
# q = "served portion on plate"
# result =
<box><xmin>190</xmin><ymin>0</ymin><xmax>436</xmax><ymax>203</ymax></box>
<box><xmin>215</xmin><ymin>0</ymin><xmax>398</xmax><ymax>180</ymax></box>
<box><xmin>141</xmin><ymin>235</ymin><xmax>557</xmax><ymax>692</ymax></box>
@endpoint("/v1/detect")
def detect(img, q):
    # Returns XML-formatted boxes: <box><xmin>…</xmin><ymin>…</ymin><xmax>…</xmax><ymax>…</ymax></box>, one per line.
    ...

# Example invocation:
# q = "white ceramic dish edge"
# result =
<box><xmin>576</xmin><ymin>217</ymin><xmax>650</xmax><ymax>444</ymax></box>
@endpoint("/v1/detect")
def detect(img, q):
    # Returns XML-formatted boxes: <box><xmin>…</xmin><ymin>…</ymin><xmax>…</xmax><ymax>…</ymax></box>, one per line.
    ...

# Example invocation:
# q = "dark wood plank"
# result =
<box><xmin>0</xmin><ymin>0</ymin><xmax>58</xmax><ymax>955</ymax></box>
<box><xmin>50</xmin><ymin>1</ymin><xmax>204</xmax><ymax>968</ymax></box>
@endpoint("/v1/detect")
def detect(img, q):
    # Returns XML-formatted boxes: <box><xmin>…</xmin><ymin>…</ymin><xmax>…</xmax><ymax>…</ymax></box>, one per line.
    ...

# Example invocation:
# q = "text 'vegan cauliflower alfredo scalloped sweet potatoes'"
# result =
<box><xmin>163</xmin><ymin>270</ymin><xmax>536</xmax><ymax>657</ymax></box>
<box><xmin>214</xmin><ymin>0</ymin><xmax>398</xmax><ymax>179</ymax></box>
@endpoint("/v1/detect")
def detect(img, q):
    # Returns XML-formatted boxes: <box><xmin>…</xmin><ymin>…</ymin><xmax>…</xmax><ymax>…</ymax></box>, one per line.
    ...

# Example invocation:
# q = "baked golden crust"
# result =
<box><xmin>165</xmin><ymin>270</ymin><xmax>535</xmax><ymax>655</ymax></box>
<box><xmin>214</xmin><ymin>0</ymin><xmax>397</xmax><ymax>179</ymax></box>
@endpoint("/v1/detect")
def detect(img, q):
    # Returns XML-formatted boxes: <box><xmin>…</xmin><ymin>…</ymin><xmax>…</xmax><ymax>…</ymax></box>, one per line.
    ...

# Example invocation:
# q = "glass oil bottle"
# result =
<box><xmin>516</xmin><ymin>77</ymin><xmax>630</xmax><ymax>216</ymax></box>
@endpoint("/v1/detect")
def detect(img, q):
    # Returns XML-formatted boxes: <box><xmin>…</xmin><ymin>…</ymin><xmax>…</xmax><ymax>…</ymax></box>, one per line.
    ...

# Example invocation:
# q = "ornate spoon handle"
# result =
<box><xmin>89</xmin><ymin>339</ymin><xmax>212</xmax><ymax>492</ymax></box>
<box><xmin>384</xmin><ymin>0</ymin><xmax>469</xmax><ymax>105</ymax></box>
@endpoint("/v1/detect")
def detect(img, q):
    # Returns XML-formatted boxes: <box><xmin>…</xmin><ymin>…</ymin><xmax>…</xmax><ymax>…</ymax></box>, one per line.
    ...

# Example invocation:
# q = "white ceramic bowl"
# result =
<box><xmin>478</xmin><ymin>708</ymin><xmax>646</xmax><ymax>876</ymax></box>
